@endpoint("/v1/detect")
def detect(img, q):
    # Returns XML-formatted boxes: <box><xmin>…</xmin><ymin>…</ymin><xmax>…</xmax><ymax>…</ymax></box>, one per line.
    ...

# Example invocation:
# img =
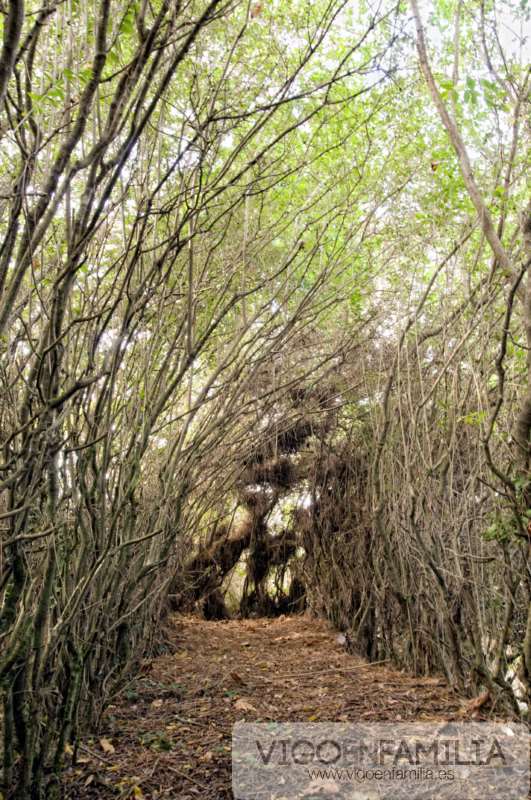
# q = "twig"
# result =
<box><xmin>164</xmin><ymin>763</ymin><xmax>209</xmax><ymax>791</ymax></box>
<box><xmin>173</xmin><ymin>714</ymin><xmax>208</xmax><ymax>728</ymax></box>
<box><xmin>78</xmin><ymin>743</ymin><xmax>112</xmax><ymax>765</ymax></box>
<box><xmin>259</xmin><ymin>659</ymin><xmax>389</xmax><ymax>681</ymax></box>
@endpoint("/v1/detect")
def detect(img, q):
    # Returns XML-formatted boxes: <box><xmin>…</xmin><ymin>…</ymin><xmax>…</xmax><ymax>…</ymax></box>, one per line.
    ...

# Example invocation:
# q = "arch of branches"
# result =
<box><xmin>0</xmin><ymin>0</ymin><xmax>529</xmax><ymax>796</ymax></box>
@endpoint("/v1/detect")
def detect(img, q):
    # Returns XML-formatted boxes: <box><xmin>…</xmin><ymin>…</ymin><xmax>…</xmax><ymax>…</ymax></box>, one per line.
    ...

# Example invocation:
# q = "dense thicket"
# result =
<box><xmin>0</xmin><ymin>0</ymin><xmax>529</xmax><ymax>796</ymax></box>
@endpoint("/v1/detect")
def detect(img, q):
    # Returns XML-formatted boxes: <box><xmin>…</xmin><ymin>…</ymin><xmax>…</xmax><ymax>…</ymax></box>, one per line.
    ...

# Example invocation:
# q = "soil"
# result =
<box><xmin>63</xmin><ymin>614</ymin><xmax>478</xmax><ymax>799</ymax></box>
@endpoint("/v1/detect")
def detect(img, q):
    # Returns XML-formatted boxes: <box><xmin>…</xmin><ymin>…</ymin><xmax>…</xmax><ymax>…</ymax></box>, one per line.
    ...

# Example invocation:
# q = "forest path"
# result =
<box><xmin>66</xmin><ymin>615</ymin><xmax>463</xmax><ymax>799</ymax></box>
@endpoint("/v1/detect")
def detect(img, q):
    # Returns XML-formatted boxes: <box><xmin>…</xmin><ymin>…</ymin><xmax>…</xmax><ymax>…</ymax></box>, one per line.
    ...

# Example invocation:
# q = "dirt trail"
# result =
<box><xmin>66</xmin><ymin>615</ymin><xmax>464</xmax><ymax>799</ymax></box>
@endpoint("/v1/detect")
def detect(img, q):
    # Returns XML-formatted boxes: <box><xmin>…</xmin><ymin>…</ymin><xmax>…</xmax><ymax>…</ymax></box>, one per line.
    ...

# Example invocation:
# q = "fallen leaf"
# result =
<box><xmin>151</xmin><ymin>698</ymin><xmax>163</xmax><ymax>708</ymax></box>
<box><xmin>463</xmin><ymin>690</ymin><xmax>490</xmax><ymax>716</ymax></box>
<box><xmin>234</xmin><ymin>698</ymin><xmax>257</xmax><ymax>712</ymax></box>
<box><xmin>99</xmin><ymin>738</ymin><xmax>115</xmax><ymax>754</ymax></box>
<box><xmin>230</xmin><ymin>671</ymin><xmax>246</xmax><ymax>686</ymax></box>
<box><xmin>302</xmin><ymin>779</ymin><xmax>340</xmax><ymax>796</ymax></box>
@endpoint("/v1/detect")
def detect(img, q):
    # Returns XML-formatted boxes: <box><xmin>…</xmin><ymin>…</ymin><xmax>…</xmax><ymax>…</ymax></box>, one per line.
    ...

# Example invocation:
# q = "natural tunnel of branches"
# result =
<box><xmin>0</xmin><ymin>0</ymin><xmax>529</xmax><ymax>797</ymax></box>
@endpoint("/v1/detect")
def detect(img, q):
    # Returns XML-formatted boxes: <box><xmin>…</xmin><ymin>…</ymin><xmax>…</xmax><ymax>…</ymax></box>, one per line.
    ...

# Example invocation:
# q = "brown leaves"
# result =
<box><xmin>99</xmin><ymin>738</ymin><xmax>115</xmax><ymax>754</ymax></box>
<box><xmin>66</xmin><ymin>617</ymin><xmax>462</xmax><ymax>799</ymax></box>
<box><xmin>250</xmin><ymin>2</ymin><xmax>263</xmax><ymax>18</ymax></box>
<box><xmin>462</xmin><ymin>690</ymin><xmax>491</xmax><ymax>718</ymax></box>
<box><xmin>302</xmin><ymin>778</ymin><xmax>340</xmax><ymax>796</ymax></box>
<box><xmin>230</xmin><ymin>670</ymin><xmax>246</xmax><ymax>686</ymax></box>
<box><xmin>234</xmin><ymin>697</ymin><xmax>257</xmax><ymax>712</ymax></box>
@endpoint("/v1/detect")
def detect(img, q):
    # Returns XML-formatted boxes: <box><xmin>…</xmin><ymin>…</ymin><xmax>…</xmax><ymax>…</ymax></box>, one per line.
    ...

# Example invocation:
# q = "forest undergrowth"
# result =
<box><xmin>61</xmin><ymin>614</ymin><xmax>474</xmax><ymax>800</ymax></box>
